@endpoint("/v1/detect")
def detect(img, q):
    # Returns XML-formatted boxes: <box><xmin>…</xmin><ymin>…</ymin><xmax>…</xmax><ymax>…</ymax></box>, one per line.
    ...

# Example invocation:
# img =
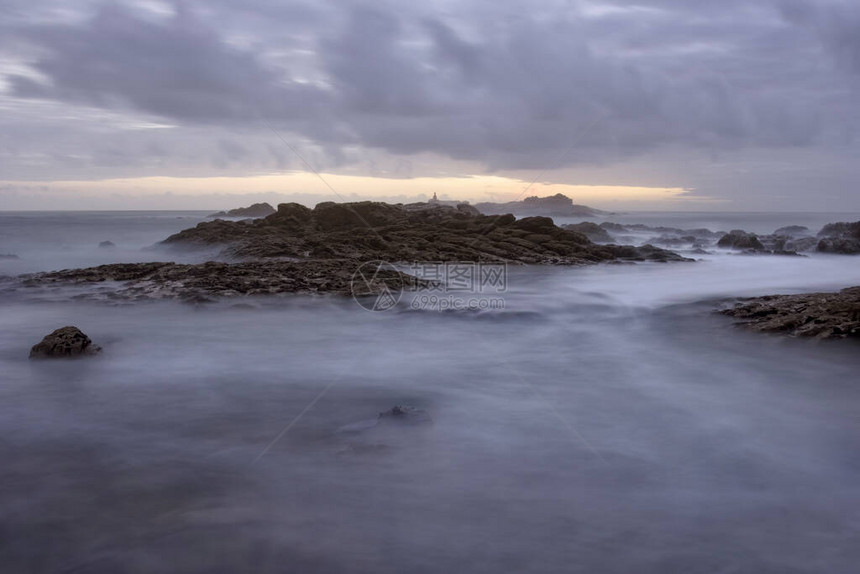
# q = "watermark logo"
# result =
<box><xmin>351</xmin><ymin>261</ymin><xmax>507</xmax><ymax>312</ymax></box>
<box><xmin>350</xmin><ymin>260</ymin><xmax>405</xmax><ymax>312</ymax></box>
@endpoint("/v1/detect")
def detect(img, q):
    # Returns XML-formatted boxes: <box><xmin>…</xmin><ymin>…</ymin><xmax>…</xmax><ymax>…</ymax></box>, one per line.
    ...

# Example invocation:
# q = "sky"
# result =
<box><xmin>0</xmin><ymin>0</ymin><xmax>858</xmax><ymax>211</ymax></box>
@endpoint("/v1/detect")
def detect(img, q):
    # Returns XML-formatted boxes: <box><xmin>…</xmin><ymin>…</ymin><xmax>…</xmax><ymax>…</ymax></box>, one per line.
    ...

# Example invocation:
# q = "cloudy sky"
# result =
<box><xmin>1</xmin><ymin>0</ymin><xmax>858</xmax><ymax>210</ymax></box>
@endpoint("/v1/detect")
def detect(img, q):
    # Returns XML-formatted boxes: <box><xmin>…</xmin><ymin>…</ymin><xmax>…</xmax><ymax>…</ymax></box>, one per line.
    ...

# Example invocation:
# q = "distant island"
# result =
<box><xmin>474</xmin><ymin>193</ymin><xmax>609</xmax><ymax>218</ymax></box>
<box><xmin>207</xmin><ymin>202</ymin><xmax>276</xmax><ymax>219</ymax></box>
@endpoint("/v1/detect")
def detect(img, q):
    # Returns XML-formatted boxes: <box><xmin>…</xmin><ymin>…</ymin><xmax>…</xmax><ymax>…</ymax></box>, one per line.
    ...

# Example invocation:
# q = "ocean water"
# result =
<box><xmin>1</xmin><ymin>211</ymin><xmax>860</xmax><ymax>573</ymax></box>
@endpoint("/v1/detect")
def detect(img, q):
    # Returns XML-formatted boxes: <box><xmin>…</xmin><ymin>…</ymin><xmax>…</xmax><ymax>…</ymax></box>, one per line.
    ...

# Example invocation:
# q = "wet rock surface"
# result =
<box><xmin>720</xmin><ymin>287</ymin><xmax>860</xmax><ymax>339</ymax></box>
<box><xmin>29</xmin><ymin>326</ymin><xmax>102</xmax><ymax>358</ymax></box>
<box><xmin>16</xmin><ymin>260</ymin><xmax>422</xmax><ymax>301</ymax></box>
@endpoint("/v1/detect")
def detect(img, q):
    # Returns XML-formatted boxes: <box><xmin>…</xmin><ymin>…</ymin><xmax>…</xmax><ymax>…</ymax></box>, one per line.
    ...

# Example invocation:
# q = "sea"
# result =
<box><xmin>1</xmin><ymin>210</ymin><xmax>859</xmax><ymax>573</ymax></box>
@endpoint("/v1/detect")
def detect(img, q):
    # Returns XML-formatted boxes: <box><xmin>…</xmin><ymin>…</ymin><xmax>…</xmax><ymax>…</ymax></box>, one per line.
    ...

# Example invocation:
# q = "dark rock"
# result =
<box><xmin>562</xmin><ymin>222</ymin><xmax>614</xmax><ymax>243</ymax></box>
<box><xmin>603</xmin><ymin>244</ymin><xmax>693</xmax><ymax>263</ymax></box>
<box><xmin>98</xmin><ymin>241</ymin><xmax>116</xmax><ymax>249</ymax></box>
<box><xmin>720</xmin><ymin>287</ymin><xmax>860</xmax><ymax>339</ymax></box>
<box><xmin>207</xmin><ymin>202</ymin><xmax>276</xmax><ymax>219</ymax></box>
<box><xmin>817</xmin><ymin>221</ymin><xmax>860</xmax><ymax>238</ymax></box>
<box><xmin>816</xmin><ymin>221</ymin><xmax>860</xmax><ymax>254</ymax></box>
<box><xmin>0</xmin><ymin>253</ymin><xmax>20</xmax><ymax>260</ymax></box>
<box><xmin>717</xmin><ymin>230</ymin><xmax>764</xmax><ymax>251</ymax></box>
<box><xmin>29</xmin><ymin>326</ymin><xmax>102</xmax><ymax>358</ymax></box>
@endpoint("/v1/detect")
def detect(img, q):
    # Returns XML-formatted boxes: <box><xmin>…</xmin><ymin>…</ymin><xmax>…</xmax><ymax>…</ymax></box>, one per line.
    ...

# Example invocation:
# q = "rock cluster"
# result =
<box><xmin>817</xmin><ymin>221</ymin><xmax>860</xmax><ymax>254</ymax></box>
<box><xmin>711</xmin><ymin>222</ymin><xmax>858</xmax><ymax>255</ymax></box>
<box><xmin>163</xmin><ymin>201</ymin><xmax>686</xmax><ymax>264</ymax></box>
<box><xmin>10</xmin><ymin>201</ymin><xmax>688</xmax><ymax>302</ymax></box>
<box><xmin>29</xmin><ymin>326</ymin><xmax>102</xmax><ymax>358</ymax></box>
<box><xmin>720</xmin><ymin>287</ymin><xmax>860</xmax><ymax>339</ymax></box>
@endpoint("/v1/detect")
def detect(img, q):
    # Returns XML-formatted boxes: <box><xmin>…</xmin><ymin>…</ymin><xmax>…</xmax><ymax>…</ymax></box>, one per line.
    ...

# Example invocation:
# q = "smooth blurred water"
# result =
<box><xmin>0</xmin><ymin>211</ymin><xmax>212</xmax><ymax>274</ymax></box>
<box><xmin>1</xmin><ymin>212</ymin><xmax>859</xmax><ymax>573</ymax></box>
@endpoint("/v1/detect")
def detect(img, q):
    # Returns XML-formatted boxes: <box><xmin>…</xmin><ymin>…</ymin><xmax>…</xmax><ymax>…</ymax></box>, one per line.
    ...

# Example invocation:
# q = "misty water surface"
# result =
<box><xmin>1</xmin><ymin>212</ymin><xmax>859</xmax><ymax>573</ymax></box>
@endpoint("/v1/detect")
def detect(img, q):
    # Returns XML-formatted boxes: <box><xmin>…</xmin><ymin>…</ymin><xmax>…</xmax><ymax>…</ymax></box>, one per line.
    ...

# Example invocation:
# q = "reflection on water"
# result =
<box><xmin>1</xmin><ymin>211</ymin><xmax>860</xmax><ymax>572</ymax></box>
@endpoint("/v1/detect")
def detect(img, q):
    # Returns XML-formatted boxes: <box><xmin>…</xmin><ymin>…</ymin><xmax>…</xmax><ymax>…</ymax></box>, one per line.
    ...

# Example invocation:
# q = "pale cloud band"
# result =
<box><xmin>0</xmin><ymin>173</ymin><xmax>701</xmax><ymax>211</ymax></box>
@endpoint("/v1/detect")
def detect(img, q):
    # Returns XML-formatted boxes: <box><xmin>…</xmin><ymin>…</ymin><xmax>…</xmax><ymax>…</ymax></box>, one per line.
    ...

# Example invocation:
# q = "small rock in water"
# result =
<box><xmin>0</xmin><ymin>253</ymin><xmax>20</xmax><ymax>259</ymax></box>
<box><xmin>98</xmin><ymin>241</ymin><xmax>116</xmax><ymax>249</ymax></box>
<box><xmin>378</xmin><ymin>405</ymin><xmax>432</xmax><ymax>424</ymax></box>
<box><xmin>29</xmin><ymin>326</ymin><xmax>102</xmax><ymax>359</ymax></box>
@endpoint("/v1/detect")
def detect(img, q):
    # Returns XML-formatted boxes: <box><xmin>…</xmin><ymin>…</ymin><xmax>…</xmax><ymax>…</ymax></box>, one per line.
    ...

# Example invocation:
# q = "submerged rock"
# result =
<box><xmin>29</xmin><ymin>326</ymin><xmax>102</xmax><ymax>358</ymax></box>
<box><xmin>378</xmin><ymin>405</ymin><xmax>432</xmax><ymax>424</ymax></box>
<box><xmin>0</xmin><ymin>253</ymin><xmax>20</xmax><ymax>260</ymax></box>
<box><xmin>720</xmin><ymin>287</ymin><xmax>860</xmax><ymax>339</ymax></box>
<box><xmin>98</xmin><ymin>241</ymin><xmax>116</xmax><ymax>249</ymax></box>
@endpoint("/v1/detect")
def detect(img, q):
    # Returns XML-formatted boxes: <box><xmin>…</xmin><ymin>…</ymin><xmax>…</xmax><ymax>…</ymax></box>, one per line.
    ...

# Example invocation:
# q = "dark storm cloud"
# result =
<box><xmin>7</xmin><ymin>2</ymin><xmax>327</xmax><ymax>122</ymax></box>
<box><xmin>1</xmin><ymin>0</ymin><xmax>858</xmax><ymax>174</ymax></box>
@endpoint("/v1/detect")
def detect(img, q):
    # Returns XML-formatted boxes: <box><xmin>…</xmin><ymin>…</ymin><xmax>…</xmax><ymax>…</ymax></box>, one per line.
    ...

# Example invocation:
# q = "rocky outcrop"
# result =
<box><xmin>717</xmin><ymin>230</ymin><xmax>765</xmax><ymax>250</ymax></box>
<box><xmin>720</xmin><ymin>287</ymin><xmax>860</xmax><ymax>339</ymax></box>
<box><xmin>816</xmin><ymin>221</ymin><xmax>860</xmax><ymax>254</ymax></box>
<box><xmin>29</xmin><ymin>326</ymin><xmax>102</xmax><ymax>358</ymax></box>
<box><xmin>98</xmin><ymin>241</ymin><xmax>116</xmax><ymax>249</ymax></box>
<box><xmin>715</xmin><ymin>230</ymin><xmax>815</xmax><ymax>255</ymax></box>
<box><xmin>207</xmin><ymin>202</ymin><xmax>276</xmax><ymax>219</ymax></box>
<box><xmin>0</xmin><ymin>253</ymin><xmax>20</xmax><ymax>260</ymax></box>
<box><xmin>11</xmin><ymin>202</ymin><xmax>689</xmax><ymax>302</ymax></box>
<box><xmin>561</xmin><ymin>222</ymin><xmax>613</xmax><ymax>243</ymax></box>
<box><xmin>162</xmin><ymin>201</ymin><xmax>685</xmax><ymax>265</ymax></box>
<box><xmin>18</xmin><ymin>260</ymin><xmax>424</xmax><ymax>301</ymax></box>
<box><xmin>474</xmin><ymin>193</ymin><xmax>608</xmax><ymax>218</ymax></box>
